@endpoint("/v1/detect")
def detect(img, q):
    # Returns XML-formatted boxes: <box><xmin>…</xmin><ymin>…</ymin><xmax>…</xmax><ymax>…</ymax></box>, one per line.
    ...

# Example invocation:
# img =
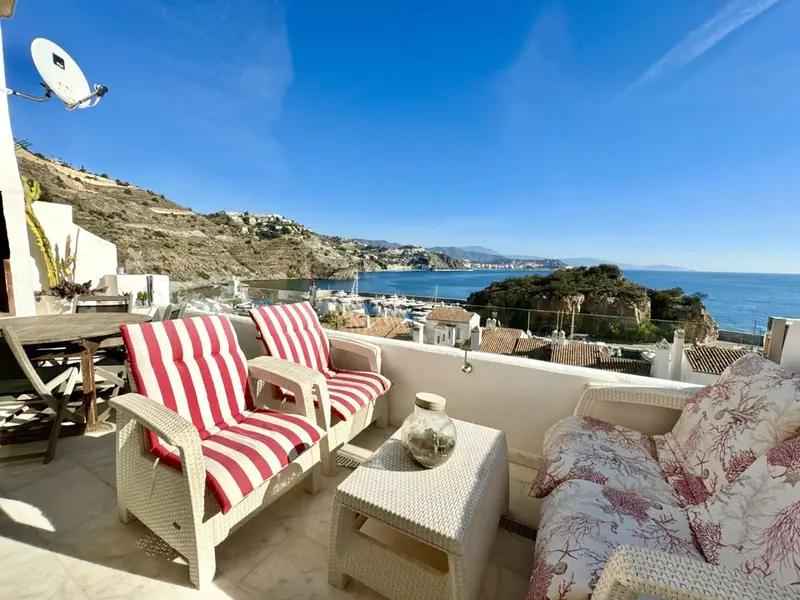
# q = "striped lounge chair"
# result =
<box><xmin>110</xmin><ymin>315</ymin><xmax>325</xmax><ymax>589</ymax></box>
<box><xmin>249</xmin><ymin>302</ymin><xmax>391</xmax><ymax>475</ymax></box>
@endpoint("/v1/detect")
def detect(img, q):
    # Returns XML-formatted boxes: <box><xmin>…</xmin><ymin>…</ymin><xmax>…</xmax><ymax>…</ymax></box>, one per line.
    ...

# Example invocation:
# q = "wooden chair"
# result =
<box><xmin>0</xmin><ymin>327</ymin><xmax>79</xmax><ymax>463</ymax></box>
<box><xmin>157</xmin><ymin>301</ymin><xmax>187</xmax><ymax>321</ymax></box>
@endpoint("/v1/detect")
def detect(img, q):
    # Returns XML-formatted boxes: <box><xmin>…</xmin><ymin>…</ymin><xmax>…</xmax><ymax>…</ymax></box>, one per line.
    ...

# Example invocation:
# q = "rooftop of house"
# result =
<box><xmin>477</xmin><ymin>328</ymin><xmax>652</xmax><ymax>377</ymax></box>
<box><xmin>476</xmin><ymin>327</ymin><xmax>523</xmax><ymax>355</ymax></box>
<box><xmin>426</xmin><ymin>306</ymin><xmax>477</xmax><ymax>324</ymax></box>
<box><xmin>327</xmin><ymin>314</ymin><xmax>412</xmax><ymax>341</ymax></box>
<box><xmin>685</xmin><ymin>345</ymin><xmax>752</xmax><ymax>375</ymax></box>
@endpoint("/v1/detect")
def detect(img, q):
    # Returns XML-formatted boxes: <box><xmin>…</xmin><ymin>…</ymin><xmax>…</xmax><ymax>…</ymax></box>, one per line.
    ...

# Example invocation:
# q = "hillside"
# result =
<box><xmin>561</xmin><ymin>257</ymin><xmax>691</xmax><ymax>271</ymax></box>
<box><xmin>16</xmin><ymin>150</ymin><xmax>465</xmax><ymax>283</ymax></box>
<box><xmin>466</xmin><ymin>264</ymin><xmax>718</xmax><ymax>343</ymax></box>
<box><xmin>428</xmin><ymin>246</ymin><xmax>565</xmax><ymax>268</ymax></box>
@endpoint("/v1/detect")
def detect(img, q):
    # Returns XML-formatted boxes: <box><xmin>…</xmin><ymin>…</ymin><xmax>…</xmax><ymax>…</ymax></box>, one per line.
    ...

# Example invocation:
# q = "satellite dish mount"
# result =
<box><xmin>3</xmin><ymin>38</ymin><xmax>107</xmax><ymax>110</ymax></box>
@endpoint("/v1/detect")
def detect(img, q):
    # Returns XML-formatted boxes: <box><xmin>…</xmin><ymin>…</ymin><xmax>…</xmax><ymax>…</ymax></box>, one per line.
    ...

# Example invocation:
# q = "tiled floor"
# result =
<box><xmin>0</xmin><ymin>424</ymin><xmax>534</xmax><ymax>600</ymax></box>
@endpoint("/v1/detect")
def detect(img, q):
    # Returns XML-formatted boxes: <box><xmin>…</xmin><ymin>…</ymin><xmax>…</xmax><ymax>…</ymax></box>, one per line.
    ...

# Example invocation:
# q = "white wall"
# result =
<box><xmin>30</xmin><ymin>202</ymin><xmax>118</xmax><ymax>289</ymax></box>
<box><xmin>680</xmin><ymin>357</ymin><xmax>718</xmax><ymax>386</ymax></box>
<box><xmin>0</xmin><ymin>25</ymin><xmax>36</xmax><ymax>315</ymax></box>
<box><xmin>100</xmin><ymin>273</ymin><xmax>170</xmax><ymax>306</ymax></box>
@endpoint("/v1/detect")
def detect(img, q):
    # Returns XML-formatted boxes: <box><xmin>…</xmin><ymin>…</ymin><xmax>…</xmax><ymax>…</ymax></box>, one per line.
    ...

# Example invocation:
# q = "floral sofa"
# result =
<box><xmin>527</xmin><ymin>354</ymin><xmax>800</xmax><ymax>600</ymax></box>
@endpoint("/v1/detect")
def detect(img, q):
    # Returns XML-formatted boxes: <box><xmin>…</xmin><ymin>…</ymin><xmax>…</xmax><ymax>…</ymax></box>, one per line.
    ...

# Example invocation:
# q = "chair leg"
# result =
<box><xmin>304</xmin><ymin>463</ymin><xmax>322</xmax><ymax>494</ymax></box>
<box><xmin>43</xmin><ymin>395</ymin><xmax>70</xmax><ymax>464</ymax></box>
<box><xmin>320</xmin><ymin>437</ymin><xmax>338</xmax><ymax>477</ymax></box>
<box><xmin>376</xmin><ymin>397</ymin><xmax>389</xmax><ymax>429</ymax></box>
<box><xmin>118</xmin><ymin>505</ymin><xmax>134</xmax><ymax>524</ymax></box>
<box><xmin>188</xmin><ymin>541</ymin><xmax>216</xmax><ymax>590</ymax></box>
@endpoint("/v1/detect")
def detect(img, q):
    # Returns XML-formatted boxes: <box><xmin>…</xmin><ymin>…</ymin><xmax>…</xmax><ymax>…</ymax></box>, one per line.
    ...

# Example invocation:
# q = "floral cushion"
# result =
<box><xmin>653</xmin><ymin>434</ymin><xmax>713</xmax><ymax>505</ymax></box>
<box><xmin>528</xmin><ymin>480</ymin><xmax>704</xmax><ymax>600</ymax></box>
<box><xmin>661</xmin><ymin>354</ymin><xmax>800</xmax><ymax>499</ymax></box>
<box><xmin>686</xmin><ymin>436</ymin><xmax>800</xmax><ymax>585</ymax></box>
<box><xmin>530</xmin><ymin>416</ymin><xmax>682</xmax><ymax>507</ymax></box>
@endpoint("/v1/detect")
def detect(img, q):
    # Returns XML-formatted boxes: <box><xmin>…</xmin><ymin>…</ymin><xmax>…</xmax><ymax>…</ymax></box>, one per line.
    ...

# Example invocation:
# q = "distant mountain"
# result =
<box><xmin>561</xmin><ymin>258</ymin><xmax>691</xmax><ymax>271</ymax></box>
<box><xmin>458</xmin><ymin>246</ymin><xmax>503</xmax><ymax>256</ymax></box>
<box><xmin>353</xmin><ymin>238</ymin><xmax>404</xmax><ymax>249</ymax></box>
<box><xmin>506</xmin><ymin>254</ymin><xmax>546</xmax><ymax>261</ymax></box>
<box><xmin>427</xmin><ymin>246</ymin><xmax>505</xmax><ymax>262</ymax></box>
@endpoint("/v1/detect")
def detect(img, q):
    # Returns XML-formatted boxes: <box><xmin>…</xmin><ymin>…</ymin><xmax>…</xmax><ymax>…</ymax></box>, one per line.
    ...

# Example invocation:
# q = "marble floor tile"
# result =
<box><xmin>0</xmin><ymin>452</ymin><xmax>82</xmax><ymax>494</ymax></box>
<box><xmin>0</xmin><ymin>529</ymin><xmax>89</xmax><ymax>600</ymax></box>
<box><xmin>479</xmin><ymin>562</ymin><xmax>501</xmax><ymax>600</ymax></box>
<box><xmin>237</xmin><ymin>533</ymin><xmax>330</xmax><ymax>599</ymax></box>
<box><xmin>497</xmin><ymin>567</ymin><xmax>530</xmax><ymax>599</ymax></box>
<box><xmin>5</xmin><ymin>464</ymin><xmax>116</xmax><ymax>541</ymax></box>
<box><xmin>0</xmin><ymin>423</ymin><xmax>535</xmax><ymax>600</ymax></box>
<box><xmin>489</xmin><ymin>529</ymin><xmax>535</xmax><ymax>578</ymax></box>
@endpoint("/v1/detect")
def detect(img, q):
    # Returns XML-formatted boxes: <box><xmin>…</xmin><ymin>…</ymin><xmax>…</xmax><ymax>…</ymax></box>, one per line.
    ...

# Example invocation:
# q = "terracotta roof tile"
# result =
<box><xmin>476</xmin><ymin>328</ymin><xmax>522</xmax><ymax>355</ymax></box>
<box><xmin>427</xmin><ymin>306</ymin><xmax>477</xmax><ymax>324</ymax></box>
<box><xmin>685</xmin><ymin>346</ymin><xmax>751</xmax><ymax>375</ymax></box>
<box><xmin>511</xmin><ymin>338</ymin><xmax>551</xmax><ymax>360</ymax></box>
<box><xmin>477</xmin><ymin>329</ymin><xmax>651</xmax><ymax>377</ymax></box>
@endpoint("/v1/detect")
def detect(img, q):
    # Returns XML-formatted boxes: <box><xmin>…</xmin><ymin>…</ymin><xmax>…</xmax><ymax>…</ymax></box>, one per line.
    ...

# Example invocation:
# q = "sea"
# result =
<box><xmin>254</xmin><ymin>270</ymin><xmax>800</xmax><ymax>333</ymax></box>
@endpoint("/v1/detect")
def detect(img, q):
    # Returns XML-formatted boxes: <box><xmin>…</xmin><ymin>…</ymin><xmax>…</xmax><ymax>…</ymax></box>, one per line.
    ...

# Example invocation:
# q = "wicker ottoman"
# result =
<box><xmin>328</xmin><ymin>419</ymin><xmax>509</xmax><ymax>600</ymax></box>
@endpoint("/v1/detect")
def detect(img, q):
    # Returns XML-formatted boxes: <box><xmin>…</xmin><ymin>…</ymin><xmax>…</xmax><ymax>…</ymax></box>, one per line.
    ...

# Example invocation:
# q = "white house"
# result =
<box><xmin>432</xmin><ymin>323</ymin><xmax>455</xmax><ymax>347</ymax></box>
<box><xmin>30</xmin><ymin>202</ymin><xmax>118</xmax><ymax>290</ymax></box>
<box><xmin>424</xmin><ymin>306</ymin><xmax>480</xmax><ymax>345</ymax></box>
<box><xmin>650</xmin><ymin>329</ymin><xmax>752</xmax><ymax>385</ymax></box>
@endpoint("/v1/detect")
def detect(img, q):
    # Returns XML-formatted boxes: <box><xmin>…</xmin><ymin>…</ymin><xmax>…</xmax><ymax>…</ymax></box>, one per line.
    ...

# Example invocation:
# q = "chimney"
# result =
<box><xmin>470</xmin><ymin>326</ymin><xmax>482</xmax><ymax>351</ymax></box>
<box><xmin>652</xmin><ymin>338</ymin><xmax>671</xmax><ymax>380</ymax></box>
<box><xmin>669</xmin><ymin>329</ymin><xmax>685</xmax><ymax>381</ymax></box>
<box><xmin>365</xmin><ymin>314</ymin><xmax>371</xmax><ymax>329</ymax></box>
<box><xmin>412</xmin><ymin>323</ymin><xmax>424</xmax><ymax>344</ymax></box>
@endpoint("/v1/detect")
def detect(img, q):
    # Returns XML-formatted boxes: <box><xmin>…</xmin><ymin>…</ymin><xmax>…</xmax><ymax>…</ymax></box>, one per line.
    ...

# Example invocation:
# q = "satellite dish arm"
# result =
<box><xmin>65</xmin><ymin>84</ymin><xmax>108</xmax><ymax>110</ymax></box>
<box><xmin>3</xmin><ymin>83</ymin><xmax>52</xmax><ymax>102</ymax></box>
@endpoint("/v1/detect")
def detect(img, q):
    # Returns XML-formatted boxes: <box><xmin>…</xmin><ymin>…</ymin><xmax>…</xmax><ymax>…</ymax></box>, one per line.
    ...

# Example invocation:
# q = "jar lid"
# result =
<box><xmin>415</xmin><ymin>392</ymin><xmax>446</xmax><ymax>411</ymax></box>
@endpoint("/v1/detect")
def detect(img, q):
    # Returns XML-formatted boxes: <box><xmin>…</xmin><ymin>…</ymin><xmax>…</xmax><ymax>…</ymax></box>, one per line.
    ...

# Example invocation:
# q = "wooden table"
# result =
<box><xmin>0</xmin><ymin>313</ymin><xmax>151</xmax><ymax>429</ymax></box>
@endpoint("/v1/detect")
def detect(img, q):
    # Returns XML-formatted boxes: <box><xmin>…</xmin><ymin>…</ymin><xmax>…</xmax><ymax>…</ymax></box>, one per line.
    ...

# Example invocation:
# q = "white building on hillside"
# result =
<box><xmin>424</xmin><ymin>306</ymin><xmax>480</xmax><ymax>345</ymax></box>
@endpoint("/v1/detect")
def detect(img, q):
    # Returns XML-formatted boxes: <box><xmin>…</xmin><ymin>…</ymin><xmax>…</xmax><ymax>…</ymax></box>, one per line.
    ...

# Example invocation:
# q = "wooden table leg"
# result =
<box><xmin>81</xmin><ymin>347</ymin><xmax>98</xmax><ymax>428</ymax></box>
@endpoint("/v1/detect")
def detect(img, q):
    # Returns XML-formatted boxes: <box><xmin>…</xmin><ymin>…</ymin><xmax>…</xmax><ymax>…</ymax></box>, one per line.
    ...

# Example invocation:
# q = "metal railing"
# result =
<box><xmin>173</xmin><ymin>284</ymin><xmax>762</xmax><ymax>347</ymax></box>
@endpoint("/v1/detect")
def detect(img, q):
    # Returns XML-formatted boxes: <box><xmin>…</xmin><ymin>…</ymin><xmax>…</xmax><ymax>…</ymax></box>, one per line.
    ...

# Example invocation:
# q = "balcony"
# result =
<box><xmin>0</xmin><ymin>312</ymin><xmax>698</xmax><ymax>599</ymax></box>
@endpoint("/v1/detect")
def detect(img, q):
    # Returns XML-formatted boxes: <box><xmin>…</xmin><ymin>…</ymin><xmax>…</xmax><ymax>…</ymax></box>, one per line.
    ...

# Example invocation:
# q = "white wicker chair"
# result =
<box><xmin>531</xmin><ymin>381</ymin><xmax>800</xmax><ymax>600</ymax></box>
<box><xmin>110</xmin><ymin>315</ymin><xmax>325</xmax><ymax>589</ymax></box>
<box><xmin>249</xmin><ymin>302</ymin><xmax>391</xmax><ymax>476</ymax></box>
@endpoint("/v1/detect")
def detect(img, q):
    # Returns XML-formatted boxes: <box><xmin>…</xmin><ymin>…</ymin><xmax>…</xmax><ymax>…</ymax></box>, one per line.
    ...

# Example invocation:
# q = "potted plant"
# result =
<box><xmin>34</xmin><ymin>234</ymin><xmax>104</xmax><ymax>314</ymax></box>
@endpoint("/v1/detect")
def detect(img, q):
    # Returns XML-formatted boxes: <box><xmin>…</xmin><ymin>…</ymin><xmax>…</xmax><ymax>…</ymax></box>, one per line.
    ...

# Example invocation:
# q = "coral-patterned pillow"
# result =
<box><xmin>660</xmin><ymin>354</ymin><xmax>800</xmax><ymax>498</ymax></box>
<box><xmin>686</xmin><ymin>436</ymin><xmax>800</xmax><ymax>584</ymax></box>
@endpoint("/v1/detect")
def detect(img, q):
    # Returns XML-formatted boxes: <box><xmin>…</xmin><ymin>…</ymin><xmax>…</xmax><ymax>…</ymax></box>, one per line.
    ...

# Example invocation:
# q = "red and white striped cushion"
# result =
<box><xmin>284</xmin><ymin>369</ymin><xmax>391</xmax><ymax>421</ymax></box>
<box><xmin>122</xmin><ymin>315</ymin><xmax>254</xmax><ymax>440</ymax></box>
<box><xmin>249</xmin><ymin>303</ymin><xmax>331</xmax><ymax>374</ymax></box>
<box><xmin>121</xmin><ymin>315</ymin><xmax>323</xmax><ymax>513</ymax></box>
<box><xmin>157</xmin><ymin>408</ymin><xmax>323</xmax><ymax>513</ymax></box>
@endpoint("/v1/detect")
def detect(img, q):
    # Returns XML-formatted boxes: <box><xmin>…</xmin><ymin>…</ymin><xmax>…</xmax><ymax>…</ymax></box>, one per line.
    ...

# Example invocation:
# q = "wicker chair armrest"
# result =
<box><xmin>110</xmin><ymin>393</ymin><xmax>202</xmax><ymax>452</ymax></box>
<box><xmin>110</xmin><ymin>393</ymin><xmax>208</xmax><ymax>525</ymax></box>
<box><xmin>594</xmin><ymin>546</ymin><xmax>796</xmax><ymax>600</ymax></box>
<box><xmin>574</xmin><ymin>383</ymin><xmax>699</xmax><ymax>417</ymax></box>
<box><xmin>248</xmin><ymin>356</ymin><xmax>331</xmax><ymax>430</ymax></box>
<box><xmin>328</xmin><ymin>335</ymin><xmax>382</xmax><ymax>373</ymax></box>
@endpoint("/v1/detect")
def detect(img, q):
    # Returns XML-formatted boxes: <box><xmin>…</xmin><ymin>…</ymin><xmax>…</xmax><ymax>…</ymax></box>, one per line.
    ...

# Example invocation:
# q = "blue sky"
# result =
<box><xmin>3</xmin><ymin>0</ymin><xmax>799</xmax><ymax>272</ymax></box>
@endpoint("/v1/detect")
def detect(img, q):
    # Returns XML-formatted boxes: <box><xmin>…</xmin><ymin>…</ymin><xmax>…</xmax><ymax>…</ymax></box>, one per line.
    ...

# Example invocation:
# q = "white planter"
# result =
<box><xmin>35</xmin><ymin>296</ymin><xmax>74</xmax><ymax>315</ymax></box>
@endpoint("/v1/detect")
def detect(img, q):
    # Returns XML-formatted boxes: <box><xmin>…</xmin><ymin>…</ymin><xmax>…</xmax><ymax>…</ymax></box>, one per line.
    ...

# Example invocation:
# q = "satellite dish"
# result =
<box><xmin>2</xmin><ymin>38</ymin><xmax>108</xmax><ymax>110</ymax></box>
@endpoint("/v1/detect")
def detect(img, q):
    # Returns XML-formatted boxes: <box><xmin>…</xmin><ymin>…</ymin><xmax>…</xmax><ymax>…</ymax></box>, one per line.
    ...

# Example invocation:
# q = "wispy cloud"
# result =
<box><xmin>628</xmin><ymin>0</ymin><xmax>783</xmax><ymax>93</ymax></box>
<box><xmin>134</xmin><ymin>1</ymin><xmax>293</xmax><ymax>176</ymax></box>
